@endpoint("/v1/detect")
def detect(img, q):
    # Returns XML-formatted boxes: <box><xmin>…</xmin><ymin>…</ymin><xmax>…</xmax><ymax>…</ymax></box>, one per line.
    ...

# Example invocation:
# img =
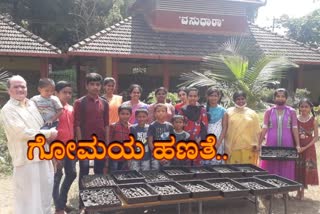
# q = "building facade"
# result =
<box><xmin>68</xmin><ymin>0</ymin><xmax>320</xmax><ymax>102</ymax></box>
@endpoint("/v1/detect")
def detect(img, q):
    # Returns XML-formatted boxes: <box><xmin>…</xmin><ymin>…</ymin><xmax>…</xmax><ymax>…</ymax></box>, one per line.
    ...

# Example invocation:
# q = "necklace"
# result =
<box><xmin>298</xmin><ymin>115</ymin><xmax>311</xmax><ymax>122</ymax></box>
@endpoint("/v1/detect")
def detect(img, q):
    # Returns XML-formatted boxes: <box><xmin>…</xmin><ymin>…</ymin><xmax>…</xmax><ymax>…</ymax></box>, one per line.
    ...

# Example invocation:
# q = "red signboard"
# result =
<box><xmin>147</xmin><ymin>10</ymin><xmax>249</xmax><ymax>35</ymax></box>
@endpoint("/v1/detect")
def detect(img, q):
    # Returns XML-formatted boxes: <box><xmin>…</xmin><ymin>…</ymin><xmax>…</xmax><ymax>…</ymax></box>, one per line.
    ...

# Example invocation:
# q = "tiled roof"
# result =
<box><xmin>0</xmin><ymin>15</ymin><xmax>61</xmax><ymax>57</ymax></box>
<box><xmin>68</xmin><ymin>16</ymin><xmax>229</xmax><ymax>60</ymax></box>
<box><xmin>69</xmin><ymin>15</ymin><xmax>320</xmax><ymax>63</ymax></box>
<box><xmin>249</xmin><ymin>24</ymin><xmax>320</xmax><ymax>64</ymax></box>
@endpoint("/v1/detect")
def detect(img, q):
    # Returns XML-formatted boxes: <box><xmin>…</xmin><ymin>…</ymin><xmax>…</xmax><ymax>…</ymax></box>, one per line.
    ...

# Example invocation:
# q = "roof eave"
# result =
<box><xmin>67</xmin><ymin>51</ymin><xmax>203</xmax><ymax>61</ymax></box>
<box><xmin>295</xmin><ymin>60</ymin><xmax>320</xmax><ymax>65</ymax></box>
<box><xmin>0</xmin><ymin>52</ymin><xmax>65</xmax><ymax>58</ymax></box>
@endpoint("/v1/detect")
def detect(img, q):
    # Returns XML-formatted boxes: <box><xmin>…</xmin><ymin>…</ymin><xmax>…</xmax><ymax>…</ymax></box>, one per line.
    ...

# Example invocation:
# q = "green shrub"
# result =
<box><xmin>257</xmin><ymin>111</ymin><xmax>265</xmax><ymax>124</ymax></box>
<box><xmin>146</xmin><ymin>91</ymin><xmax>179</xmax><ymax>105</ymax></box>
<box><xmin>49</xmin><ymin>69</ymin><xmax>78</xmax><ymax>102</ymax></box>
<box><xmin>314</xmin><ymin>106</ymin><xmax>320</xmax><ymax>126</ymax></box>
<box><xmin>295</xmin><ymin>88</ymin><xmax>311</xmax><ymax>100</ymax></box>
<box><xmin>259</xmin><ymin>88</ymin><xmax>274</xmax><ymax>104</ymax></box>
<box><xmin>288</xmin><ymin>88</ymin><xmax>312</xmax><ymax>108</ymax></box>
<box><xmin>0</xmin><ymin>126</ymin><xmax>12</xmax><ymax>176</ymax></box>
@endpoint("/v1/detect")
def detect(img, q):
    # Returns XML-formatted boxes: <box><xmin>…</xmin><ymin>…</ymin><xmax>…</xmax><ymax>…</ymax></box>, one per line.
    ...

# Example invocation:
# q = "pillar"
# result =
<box><xmin>112</xmin><ymin>58</ymin><xmax>119</xmax><ymax>93</ymax></box>
<box><xmin>40</xmin><ymin>58</ymin><xmax>49</xmax><ymax>78</ymax></box>
<box><xmin>76</xmin><ymin>58</ymin><xmax>86</xmax><ymax>97</ymax></box>
<box><xmin>106</xmin><ymin>57</ymin><xmax>112</xmax><ymax>77</ymax></box>
<box><xmin>163</xmin><ymin>61</ymin><xmax>169</xmax><ymax>89</ymax></box>
<box><xmin>297</xmin><ymin>65</ymin><xmax>304</xmax><ymax>88</ymax></box>
<box><xmin>102</xmin><ymin>56</ymin><xmax>113</xmax><ymax>77</ymax></box>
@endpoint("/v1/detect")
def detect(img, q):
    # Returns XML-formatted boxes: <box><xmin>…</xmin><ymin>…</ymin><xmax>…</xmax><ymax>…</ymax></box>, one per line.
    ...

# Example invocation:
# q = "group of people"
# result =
<box><xmin>1</xmin><ymin>72</ymin><xmax>318</xmax><ymax>214</ymax></box>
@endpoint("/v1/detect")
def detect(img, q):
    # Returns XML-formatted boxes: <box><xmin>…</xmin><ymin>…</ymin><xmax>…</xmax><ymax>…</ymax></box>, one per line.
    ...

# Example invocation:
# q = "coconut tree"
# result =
<box><xmin>180</xmin><ymin>37</ymin><xmax>298</xmax><ymax>108</ymax></box>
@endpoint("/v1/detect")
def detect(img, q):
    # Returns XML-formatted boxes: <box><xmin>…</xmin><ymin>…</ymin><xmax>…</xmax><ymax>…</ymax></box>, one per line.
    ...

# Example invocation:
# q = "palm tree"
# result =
<box><xmin>180</xmin><ymin>37</ymin><xmax>298</xmax><ymax>108</ymax></box>
<box><xmin>0</xmin><ymin>69</ymin><xmax>11</xmax><ymax>94</ymax></box>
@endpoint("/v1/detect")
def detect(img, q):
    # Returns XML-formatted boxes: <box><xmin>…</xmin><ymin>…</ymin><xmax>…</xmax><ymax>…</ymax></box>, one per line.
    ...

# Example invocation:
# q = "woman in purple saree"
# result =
<box><xmin>259</xmin><ymin>88</ymin><xmax>301</xmax><ymax>180</ymax></box>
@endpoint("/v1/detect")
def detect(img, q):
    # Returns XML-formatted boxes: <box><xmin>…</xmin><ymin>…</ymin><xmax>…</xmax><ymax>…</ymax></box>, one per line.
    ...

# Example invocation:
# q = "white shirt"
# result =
<box><xmin>1</xmin><ymin>98</ymin><xmax>52</xmax><ymax>167</ymax></box>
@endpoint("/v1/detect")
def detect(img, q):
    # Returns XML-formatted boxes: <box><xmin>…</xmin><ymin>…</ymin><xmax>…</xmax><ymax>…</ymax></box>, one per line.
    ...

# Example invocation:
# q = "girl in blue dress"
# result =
<box><xmin>205</xmin><ymin>87</ymin><xmax>228</xmax><ymax>165</ymax></box>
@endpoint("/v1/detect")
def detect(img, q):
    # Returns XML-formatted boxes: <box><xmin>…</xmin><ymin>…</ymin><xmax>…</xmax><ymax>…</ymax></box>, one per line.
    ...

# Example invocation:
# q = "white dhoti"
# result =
<box><xmin>13</xmin><ymin>160</ymin><xmax>54</xmax><ymax>214</ymax></box>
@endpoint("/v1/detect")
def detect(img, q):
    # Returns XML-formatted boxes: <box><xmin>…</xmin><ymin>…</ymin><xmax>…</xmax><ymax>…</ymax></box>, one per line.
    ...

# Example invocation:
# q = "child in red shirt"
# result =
<box><xmin>109</xmin><ymin>104</ymin><xmax>132</xmax><ymax>171</ymax></box>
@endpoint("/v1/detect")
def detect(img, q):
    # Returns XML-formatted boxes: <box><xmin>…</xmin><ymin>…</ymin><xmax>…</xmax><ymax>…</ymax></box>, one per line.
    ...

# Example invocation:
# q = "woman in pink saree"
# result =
<box><xmin>122</xmin><ymin>84</ymin><xmax>148</xmax><ymax>124</ymax></box>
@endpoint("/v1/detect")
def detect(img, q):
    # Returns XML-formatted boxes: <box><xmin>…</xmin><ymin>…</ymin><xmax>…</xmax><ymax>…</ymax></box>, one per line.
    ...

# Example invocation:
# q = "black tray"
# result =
<box><xmin>206</xmin><ymin>178</ymin><xmax>249</xmax><ymax>198</ymax></box>
<box><xmin>162</xmin><ymin>166</ymin><xmax>194</xmax><ymax>181</ymax></box>
<box><xmin>118</xmin><ymin>183</ymin><xmax>159</xmax><ymax>204</ymax></box>
<box><xmin>207</xmin><ymin>165</ymin><xmax>243</xmax><ymax>178</ymax></box>
<box><xmin>81</xmin><ymin>175</ymin><xmax>116</xmax><ymax>189</ymax></box>
<box><xmin>260</xmin><ymin>146</ymin><xmax>298</xmax><ymax>160</ymax></box>
<box><xmin>234</xmin><ymin>177</ymin><xmax>279</xmax><ymax>195</ymax></box>
<box><xmin>80</xmin><ymin>188</ymin><xmax>122</xmax><ymax>209</ymax></box>
<box><xmin>148</xmin><ymin>181</ymin><xmax>191</xmax><ymax>201</ymax></box>
<box><xmin>112</xmin><ymin>170</ymin><xmax>145</xmax><ymax>184</ymax></box>
<box><xmin>255</xmin><ymin>174</ymin><xmax>302</xmax><ymax>192</ymax></box>
<box><xmin>186</xmin><ymin>166</ymin><xmax>220</xmax><ymax>179</ymax></box>
<box><xmin>178</xmin><ymin>180</ymin><xmax>221</xmax><ymax>198</ymax></box>
<box><xmin>140</xmin><ymin>170</ymin><xmax>173</xmax><ymax>183</ymax></box>
<box><xmin>229</xmin><ymin>164</ymin><xmax>268</xmax><ymax>177</ymax></box>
